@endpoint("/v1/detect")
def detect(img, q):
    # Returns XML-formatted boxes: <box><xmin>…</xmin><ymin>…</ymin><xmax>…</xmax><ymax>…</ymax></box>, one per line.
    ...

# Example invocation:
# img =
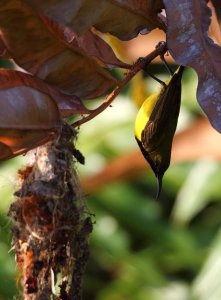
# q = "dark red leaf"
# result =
<box><xmin>0</xmin><ymin>69</ymin><xmax>89</xmax><ymax>117</ymax></box>
<box><xmin>0</xmin><ymin>70</ymin><xmax>62</xmax><ymax>160</ymax></box>
<box><xmin>24</xmin><ymin>0</ymin><xmax>165</xmax><ymax>40</ymax></box>
<box><xmin>64</xmin><ymin>28</ymin><xmax>131</xmax><ymax>69</ymax></box>
<box><xmin>0</xmin><ymin>1</ymin><xmax>116</xmax><ymax>99</ymax></box>
<box><xmin>0</xmin><ymin>35</ymin><xmax>7</xmax><ymax>57</ymax></box>
<box><xmin>164</xmin><ymin>0</ymin><xmax>221</xmax><ymax>132</ymax></box>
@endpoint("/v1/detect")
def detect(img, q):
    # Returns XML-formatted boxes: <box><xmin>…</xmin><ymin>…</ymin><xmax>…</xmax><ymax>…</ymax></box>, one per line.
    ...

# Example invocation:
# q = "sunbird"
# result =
<box><xmin>134</xmin><ymin>65</ymin><xmax>184</xmax><ymax>200</ymax></box>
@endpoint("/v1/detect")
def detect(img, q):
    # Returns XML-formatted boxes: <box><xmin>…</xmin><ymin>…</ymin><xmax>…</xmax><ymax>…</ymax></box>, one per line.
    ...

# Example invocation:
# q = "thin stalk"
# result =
<box><xmin>73</xmin><ymin>42</ymin><xmax>167</xmax><ymax>128</ymax></box>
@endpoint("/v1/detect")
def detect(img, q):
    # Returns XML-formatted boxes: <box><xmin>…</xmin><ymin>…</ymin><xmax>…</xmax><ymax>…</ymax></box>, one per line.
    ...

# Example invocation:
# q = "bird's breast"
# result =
<box><xmin>134</xmin><ymin>92</ymin><xmax>158</xmax><ymax>141</ymax></box>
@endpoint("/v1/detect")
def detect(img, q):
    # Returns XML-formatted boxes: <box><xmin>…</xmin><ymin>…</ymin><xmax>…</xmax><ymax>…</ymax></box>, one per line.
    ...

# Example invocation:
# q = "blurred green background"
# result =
<box><xmin>1</xmin><ymin>64</ymin><xmax>221</xmax><ymax>300</ymax></box>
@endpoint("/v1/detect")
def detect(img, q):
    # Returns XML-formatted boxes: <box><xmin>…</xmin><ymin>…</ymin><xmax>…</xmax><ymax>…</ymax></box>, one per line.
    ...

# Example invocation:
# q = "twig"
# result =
<box><xmin>73</xmin><ymin>42</ymin><xmax>167</xmax><ymax>128</ymax></box>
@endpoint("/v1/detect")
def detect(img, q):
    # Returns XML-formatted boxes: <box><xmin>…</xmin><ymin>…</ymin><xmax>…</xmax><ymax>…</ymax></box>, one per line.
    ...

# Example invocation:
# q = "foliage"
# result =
<box><xmin>164</xmin><ymin>0</ymin><xmax>221</xmax><ymax>132</ymax></box>
<box><xmin>0</xmin><ymin>0</ymin><xmax>221</xmax><ymax>299</ymax></box>
<box><xmin>1</xmin><ymin>67</ymin><xmax>221</xmax><ymax>299</ymax></box>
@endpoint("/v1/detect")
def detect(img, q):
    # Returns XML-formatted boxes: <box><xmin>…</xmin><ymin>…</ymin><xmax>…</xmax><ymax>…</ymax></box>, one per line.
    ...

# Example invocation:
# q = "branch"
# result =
<box><xmin>73</xmin><ymin>42</ymin><xmax>167</xmax><ymax>127</ymax></box>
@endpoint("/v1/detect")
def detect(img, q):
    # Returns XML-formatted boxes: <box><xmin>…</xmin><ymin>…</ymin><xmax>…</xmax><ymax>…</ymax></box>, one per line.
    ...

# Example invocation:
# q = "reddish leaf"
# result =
<box><xmin>0</xmin><ymin>130</ymin><xmax>56</xmax><ymax>160</ymax></box>
<box><xmin>0</xmin><ymin>69</ymin><xmax>90</xmax><ymax>117</ymax></box>
<box><xmin>41</xmin><ymin>16</ymin><xmax>130</xmax><ymax>69</ymax></box>
<box><xmin>120</xmin><ymin>0</ymin><xmax>164</xmax><ymax>15</ymax></box>
<box><xmin>24</xmin><ymin>0</ymin><xmax>165</xmax><ymax>40</ymax></box>
<box><xmin>0</xmin><ymin>73</ymin><xmax>61</xmax><ymax>160</ymax></box>
<box><xmin>63</xmin><ymin>27</ymin><xmax>131</xmax><ymax>69</ymax></box>
<box><xmin>0</xmin><ymin>36</ymin><xmax>6</xmax><ymax>56</ymax></box>
<box><xmin>0</xmin><ymin>35</ymin><xmax>10</xmax><ymax>58</ymax></box>
<box><xmin>0</xmin><ymin>1</ymin><xmax>116</xmax><ymax>99</ymax></box>
<box><xmin>163</xmin><ymin>0</ymin><xmax>221</xmax><ymax>133</ymax></box>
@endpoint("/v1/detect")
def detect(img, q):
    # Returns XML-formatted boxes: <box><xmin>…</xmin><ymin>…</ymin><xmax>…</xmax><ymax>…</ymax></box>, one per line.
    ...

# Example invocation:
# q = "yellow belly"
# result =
<box><xmin>134</xmin><ymin>92</ymin><xmax>159</xmax><ymax>140</ymax></box>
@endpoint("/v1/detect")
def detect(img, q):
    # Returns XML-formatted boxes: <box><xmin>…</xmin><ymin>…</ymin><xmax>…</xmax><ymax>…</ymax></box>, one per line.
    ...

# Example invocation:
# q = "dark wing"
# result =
<box><xmin>141</xmin><ymin>66</ymin><xmax>184</xmax><ymax>150</ymax></box>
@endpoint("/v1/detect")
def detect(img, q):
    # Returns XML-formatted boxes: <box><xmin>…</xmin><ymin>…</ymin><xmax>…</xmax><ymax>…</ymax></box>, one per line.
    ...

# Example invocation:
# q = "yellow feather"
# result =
<box><xmin>134</xmin><ymin>92</ymin><xmax>159</xmax><ymax>140</ymax></box>
<box><xmin>134</xmin><ymin>77</ymin><xmax>172</xmax><ymax>141</ymax></box>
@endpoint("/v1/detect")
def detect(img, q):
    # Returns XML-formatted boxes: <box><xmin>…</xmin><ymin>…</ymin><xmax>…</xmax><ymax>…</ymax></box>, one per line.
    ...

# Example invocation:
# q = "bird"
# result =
<box><xmin>134</xmin><ymin>65</ymin><xmax>184</xmax><ymax>200</ymax></box>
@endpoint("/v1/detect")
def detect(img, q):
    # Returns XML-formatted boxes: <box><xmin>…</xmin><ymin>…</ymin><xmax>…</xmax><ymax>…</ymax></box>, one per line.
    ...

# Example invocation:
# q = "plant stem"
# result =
<box><xmin>73</xmin><ymin>42</ymin><xmax>167</xmax><ymax>128</ymax></box>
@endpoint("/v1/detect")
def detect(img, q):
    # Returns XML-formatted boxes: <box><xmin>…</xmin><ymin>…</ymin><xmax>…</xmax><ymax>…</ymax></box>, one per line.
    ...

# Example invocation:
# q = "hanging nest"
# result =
<box><xmin>8</xmin><ymin>123</ymin><xmax>93</xmax><ymax>300</ymax></box>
